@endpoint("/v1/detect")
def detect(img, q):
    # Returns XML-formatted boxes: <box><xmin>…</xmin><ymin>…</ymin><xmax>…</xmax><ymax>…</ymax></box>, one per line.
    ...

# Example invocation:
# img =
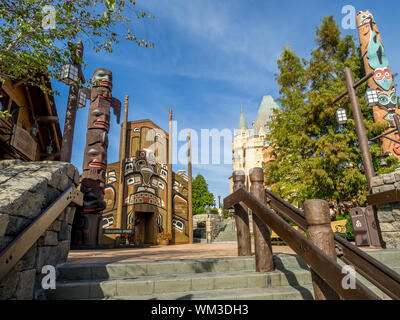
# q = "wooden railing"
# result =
<box><xmin>224</xmin><ymin>168</ymin><xmax>400</xmax><ymax>300</ymax></box>
<box><xmin>0</xmin><ymin>185</ymin><xmax>83</xmax><ymax>281</ymax></box>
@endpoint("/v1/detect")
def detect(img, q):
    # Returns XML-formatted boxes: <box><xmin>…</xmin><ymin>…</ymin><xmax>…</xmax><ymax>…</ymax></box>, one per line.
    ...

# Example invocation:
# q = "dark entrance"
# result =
<box><xmin>134</xmin><ymin>212</ymin><xmax>157</xmax><ymax>245</ymax></box>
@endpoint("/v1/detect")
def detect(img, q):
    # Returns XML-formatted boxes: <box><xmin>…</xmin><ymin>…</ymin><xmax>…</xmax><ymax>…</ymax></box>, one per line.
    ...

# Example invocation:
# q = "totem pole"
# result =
<box><xmin>357</xmin><ymin>11</ymin><xmax>400</xmax><ymax>157</ymax></box>
<box><xmin>72</xmin><ymin>68</ymin><xmax>121</xmax><ymax>247</ymax></box>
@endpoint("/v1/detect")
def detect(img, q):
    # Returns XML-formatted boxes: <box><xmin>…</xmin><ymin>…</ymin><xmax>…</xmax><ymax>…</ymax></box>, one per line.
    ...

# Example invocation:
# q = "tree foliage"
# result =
<box><xmin>0</xmin><ymin>0</ymin><xmax>154</xmax><ymax>89</ymax></box>
<box><xmin>192</xmin><ymin>174</ymin><xmax>215</xmax><ymax>214</ymax></box>
<box><xmin>265</xmin><ymin>16</ymin><xmax>399</xmax><ymax>214</ymax></box>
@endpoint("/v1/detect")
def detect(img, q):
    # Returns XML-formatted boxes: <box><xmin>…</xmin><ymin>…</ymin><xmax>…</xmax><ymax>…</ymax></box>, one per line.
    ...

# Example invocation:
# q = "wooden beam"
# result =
<box><xmin>36</xmin><ymin>116</ymin><xmax>59</xmax><ymax>123</ymax></box>
<box><xmin>40</xmin><ymin>76</ymin><xmax>61</xmax><ymax>152</ymax></box>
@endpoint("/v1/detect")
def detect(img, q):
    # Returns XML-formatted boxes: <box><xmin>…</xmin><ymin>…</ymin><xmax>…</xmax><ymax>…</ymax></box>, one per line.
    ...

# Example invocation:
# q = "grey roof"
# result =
<box><xmin>252</xmin><ymin>95</ymin><xmax>278</xmax><ymax>134</ymax></box>
<box><xmin>238</xmin><ymin>105</ymin><xmax>248</xmax><ymax>130</ymax></box>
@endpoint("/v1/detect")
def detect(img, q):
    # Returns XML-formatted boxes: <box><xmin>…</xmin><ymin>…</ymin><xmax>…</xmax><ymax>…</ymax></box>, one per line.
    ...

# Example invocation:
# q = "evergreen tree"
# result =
<box><xmin>265</xmin><ymin>16</ymin><xmax>398</xmax><ymax>215</ymax></box>
<box><xmin>192</xmin><ymin>174</ymin><xmax>215</xmax><ymax>214</ymax></box>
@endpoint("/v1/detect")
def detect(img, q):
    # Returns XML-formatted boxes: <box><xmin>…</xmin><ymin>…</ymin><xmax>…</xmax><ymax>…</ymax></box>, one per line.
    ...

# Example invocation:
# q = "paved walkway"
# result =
<box><xmin>67</xmin><ymin>242</ymin><xmax>379</xmax><ymax>264</ymax></box>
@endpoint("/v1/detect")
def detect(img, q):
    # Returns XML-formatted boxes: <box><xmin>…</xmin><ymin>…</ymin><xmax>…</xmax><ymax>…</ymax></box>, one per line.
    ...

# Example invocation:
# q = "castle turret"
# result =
<box><xmin>238</xmin><ymin>105</ymin><xmax>248</xmax><ymax>130</ymax></box>
<box><xmin>253</xmin><ymin>95</ymin><xmax>278</xmax><ymax>135</ymax></box>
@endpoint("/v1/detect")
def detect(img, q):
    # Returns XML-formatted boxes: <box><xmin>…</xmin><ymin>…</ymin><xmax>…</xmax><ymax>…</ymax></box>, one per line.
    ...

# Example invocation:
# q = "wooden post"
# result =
<box><xmin>249</xmin><ymin>167</ymin><xmax>274</xmax><ymax>272</ymax></box>
<box><xmin>304</xmin><ymin>199</ymin><xmax>340</xmax><ymax>300</ymax></box>
<box><xmin>167</xmin><ymin>109</ymin><xmax>173</xmax><ymax>234</ymax></box>
<box><xmin>116</xmin><ymin>95</ymin><xmax>129</xmax><ymax>230</ymax></box>
<box><xmin>188</xmin><ymin>129</ymin><xmax>193</xmax><ymax>244</ymax></box>
<box><xmin>60</xmin><ymin>41</ymin><xmax>84</xmax><ymax>162</ymax></box>
<box><xmin>232</xmin><ymin>170</ymin><xmax>251</xmax><ymax>256</ymax></box>
<box><xmin>344</xmin><ymin>67</ymin><xmax>375</xmax><ymax>190</ymax></box>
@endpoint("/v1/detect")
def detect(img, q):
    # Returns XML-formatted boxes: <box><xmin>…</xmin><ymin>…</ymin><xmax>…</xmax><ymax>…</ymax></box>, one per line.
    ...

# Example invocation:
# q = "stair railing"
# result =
<box><xmin>0</xmin><ymin>185</ymin><xmax>83</xmax><ymax>281</ymax></box>
<box><xmin>225</xmin><ymin>169</ymin><xmax>384</xmax><ymax>300</ymax></box>
<box><xmin>264</xmin><ymin>188</ymin><xmax>400</xmax><ymax>300</ymax></box>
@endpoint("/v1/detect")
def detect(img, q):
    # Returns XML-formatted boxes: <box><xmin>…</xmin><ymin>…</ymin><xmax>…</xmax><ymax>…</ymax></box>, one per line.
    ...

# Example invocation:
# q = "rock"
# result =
<box><xmin>0</xmin><ymin>214</ymin><xmax>9</xmax><ymax>243</ymax></box>
<box><xmin>383</xmin><ymin>173</ymin><xmax>395</xmax><ymax>184</ymax></box>
<box><xmin>394</xmin><ymin>171</ymin><xmax>400</xmax><ymax>182</ymax></box>
<box><xmin>0</xmin><ymin>268</ymin><xmax>19</xmax><ymax>300</ymax></box>
<box><xmin>64</xmin><ymin>207</ymin><xmax>76</xmax><ymax>225</ymax></box>
<box><xmin>58</xmin><ymin>222</ymin><xmax>70</xmax><ymax>241</ymax></box>
<box><xmin>0</xmin><ymin>159</ymin><xmax>22</xmax><ymax>170</ymax></box>
<box><xmin>5</xmin><ymin>216</ymin><xmax>32</xmax><ymax>236</ymax></box>
<box><xmin>73</xmin><ymin>170</ymin><xmax>80</xmax><ymax>186</ymax></box>
<box><xmin>380</xmin><ymin>184</ymin><xmax>395</xmax><ymax>192</ymax></box>
<box><xmin>16</xmin><ymin>244</ymin><xmax>37</xmax><ymax>271</ymax></box>
<box><xmin>48</xmin><ymin>220</ymin><xmax>61</xmax><ymax>232</ymax></box>
<box><xmin>377</xmin><ymin>210</ymin><xmax>395</xmax><ymax>223</ymax></box>
<box><xmin>382</xmin><ymin>231</ymin><xmax>400</xmax><ymax>248</ymax></box>
<box><xmin>0</xmin><ymin>189</ymin><xmax>45</xmax><ymax>219</ymax></box>
<box><xmin>58</xmin><ymin>240</ymin><xmax>71</xmax><ymax>263</ymax></box>
<box><xmin>14</xmin><ymin>269</ymin><xmax>36</xmax><ymax>300</ymax></box>
<box><xmin>43</xmin><ymin>186</ymin><xmax>61</xmax><ymax>209</ymax></box>
<box><xmin>42</xmin><ymin>231</ymin><xmax>58</xmax><ymax>246</ymax></box>
<box><xmin>371</xmin><ymin>175</ymin><xmax>384</xmax><ymax>187</ymax></box>
<box><xmin>36</xmin><ymin>246</ymin><xmax>59</xmax><ymax>273</ymax></box>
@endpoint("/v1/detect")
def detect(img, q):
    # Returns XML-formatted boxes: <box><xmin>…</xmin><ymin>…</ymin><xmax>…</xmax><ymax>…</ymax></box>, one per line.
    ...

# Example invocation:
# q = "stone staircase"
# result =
<box><xmin>213</xmin><ymin>219</ymin><xmax>237</xmax><ymax>242</ymax></box>
<box><xmin>45</xmin><ymin>249</ymin><xmax>400</xmax><ymax>300</ymax></box>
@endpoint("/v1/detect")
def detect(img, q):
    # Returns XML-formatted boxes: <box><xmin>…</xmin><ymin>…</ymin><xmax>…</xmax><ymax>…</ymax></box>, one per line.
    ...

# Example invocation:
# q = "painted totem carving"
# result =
<box><xmin>357</xmin><ymin>11</ymin><xmax>400</xmax><ymax>157</ymax></box>
<box><xmin>72</xmin><ymin>68</ymin><xmax>121</xmax><ymax>247</ymax></box>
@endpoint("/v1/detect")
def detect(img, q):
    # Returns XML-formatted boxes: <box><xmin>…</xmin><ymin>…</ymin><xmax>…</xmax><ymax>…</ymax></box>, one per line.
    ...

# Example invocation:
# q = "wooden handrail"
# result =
<box><xmin>265</xmin><ymin>189</ymin><xmax>400</xmax><ymax>300</ymax></box>
<box><xmin>224</xmin><ymin>187</ymin><xmax>380</xmax><ymax>300</ymax></box>
<box><xmin>0</xmin><ymin>185</ymin><xmax>83</xmax><ymax>280</ymax></box>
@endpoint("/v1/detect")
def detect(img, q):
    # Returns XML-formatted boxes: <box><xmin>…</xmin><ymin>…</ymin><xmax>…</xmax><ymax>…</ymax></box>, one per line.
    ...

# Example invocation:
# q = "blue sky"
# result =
<box><xmin>51</xmin><ymin>0</ymin><xmax>400</xmax><ymax>203</ymax></box>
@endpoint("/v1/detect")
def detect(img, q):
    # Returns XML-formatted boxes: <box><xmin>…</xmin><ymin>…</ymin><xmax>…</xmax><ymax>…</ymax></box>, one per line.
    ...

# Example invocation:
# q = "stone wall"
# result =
<box><xmin>193</xmin><ymin>214</ymin><xmax>222</xmax><ymax>242</ymax></box>
<box><xmin>0</xmin><ymin>160</ymin><xmax>80</xmax><ymax>300</ymax></box>
<box><xmin>371</xmin><ymin>172</ymin><xmax>400</xmax><ymax>248</ymax></box>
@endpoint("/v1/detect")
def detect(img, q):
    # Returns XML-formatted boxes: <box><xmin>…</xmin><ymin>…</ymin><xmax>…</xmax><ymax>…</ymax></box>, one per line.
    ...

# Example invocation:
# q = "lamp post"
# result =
<box><xmin>59</xmin><ymin>40</ymin><xmax>85</xmax><ymax>162</ymax></box>
<box><xmin>333</xmin><ymin>67</ymin><xmax>375</xmax><ymax>190</ymax></box>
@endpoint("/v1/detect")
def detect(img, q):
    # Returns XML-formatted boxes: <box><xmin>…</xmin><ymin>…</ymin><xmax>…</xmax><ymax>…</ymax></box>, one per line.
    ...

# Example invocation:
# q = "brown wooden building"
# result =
<box><xmin>0</xmin><ymin>75</ymin><xmax>62</xmax><ymax>161</ymax></box>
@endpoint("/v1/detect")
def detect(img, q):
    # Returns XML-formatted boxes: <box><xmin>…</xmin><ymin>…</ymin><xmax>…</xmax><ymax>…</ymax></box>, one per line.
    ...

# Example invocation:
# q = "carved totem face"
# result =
<box><xmin>83</xmin><ymin>146</ymin><xmax>107</xmax><ymax>171</ymax></box>
<box><xmin>87</xmin><ymin>98</ymin><xmax>111</xmax><ymax>132</ymax></box>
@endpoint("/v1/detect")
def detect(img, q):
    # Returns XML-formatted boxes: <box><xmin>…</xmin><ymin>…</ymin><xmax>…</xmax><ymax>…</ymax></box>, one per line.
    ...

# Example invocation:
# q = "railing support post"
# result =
<box><xmin>249</xmin><ymin>168</ymin><xmax>274</xmax><ymax>272</ymax></box>
<box><xmin>304</xmin><ymin>200</ymin><xmax>340</xmax><ymax>300</ymax></box>
<box><xmin>232</xmin><ymin>170</ymin><xmax>252</xmax><ymax>256</ymax></box>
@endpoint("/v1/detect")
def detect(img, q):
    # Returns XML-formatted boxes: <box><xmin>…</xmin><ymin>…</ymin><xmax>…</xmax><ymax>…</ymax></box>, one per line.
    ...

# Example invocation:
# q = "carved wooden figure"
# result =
<box><xmin>73</xmin><ymin>68</ymin><xmax>121</xmax><ymax>247</ymax></box>
<box><xmin>357</xmin><ymin>10</ymin><xmax>400</xmax><ymax>157</ymax></box>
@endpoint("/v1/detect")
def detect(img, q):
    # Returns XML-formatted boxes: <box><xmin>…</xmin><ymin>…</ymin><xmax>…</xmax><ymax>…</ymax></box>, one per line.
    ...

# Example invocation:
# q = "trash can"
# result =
<box><xmin>350</xmin><ymin>206</ymin><xmax>381</xmax><ymax>247</ymax></box>
<box><xmin>350</xmin><ymin>207</ymin><xmax>370</xmax><ymax>246</ymax></box>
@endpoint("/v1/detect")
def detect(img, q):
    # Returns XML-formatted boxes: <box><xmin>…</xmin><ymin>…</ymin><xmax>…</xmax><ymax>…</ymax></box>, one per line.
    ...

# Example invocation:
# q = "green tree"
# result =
<box><xmin>0</xmin><ymin>0</ymin><xmax>153</xmax><ymax>89</ymax></box>
<box><xmin>192</xmin><ymin>174</ymin><xmax>215</xmax><ymax>214</ymax></box>
<box><xmin>265</xmin><ymin>16</ymin><xmax>398</xmax><ymax>215</ymax></box>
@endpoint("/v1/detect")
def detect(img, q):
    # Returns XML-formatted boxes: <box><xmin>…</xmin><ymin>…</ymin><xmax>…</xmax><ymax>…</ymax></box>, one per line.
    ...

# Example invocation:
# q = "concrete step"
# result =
<box><xmin>47</xmin><ymin>268</ymin><xmax>313</xmax><ymax>300</ymax></box>
<box><xmin>48</xmin><ymin>249</ymin><xmax>400</xmax><ymax>300</ymax></box>
<box><xmin>104</xmin><ymin>285</ymin><xmax>316</xmax><ymax>300</ymax></box>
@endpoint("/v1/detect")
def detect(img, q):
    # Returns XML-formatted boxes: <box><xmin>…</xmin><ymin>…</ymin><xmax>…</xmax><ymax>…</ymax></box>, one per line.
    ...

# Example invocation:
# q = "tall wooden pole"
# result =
<box><xmin>345</xmin><ymin>67</ymin><xmax>375</xmax><ymax>189</ymax></box>
<box><xmin>60</xmin><ymin>40</ymin><xmax>84</xmax><ymax>162</ymax></box>
<box><xmin>188</xmin><ymin>129</ymin><xmax>193</xmax><ymax>243</ymax></box>
<box><xmin>167</xmin><ymin>109</ymin><xmax>173</xmax><ymax>234</ymax></box>
<box><xmin>116</xmin><ymin>95</ymin><xmax>129</xmax><ymax>229</ymax></box>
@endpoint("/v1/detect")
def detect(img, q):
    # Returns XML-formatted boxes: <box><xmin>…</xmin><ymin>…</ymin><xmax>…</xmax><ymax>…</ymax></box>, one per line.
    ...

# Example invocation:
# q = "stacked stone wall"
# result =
<box><xmin>0</xmin><ymin>160</ymin><xmax>79</xmax><ymax>299</ymax></box>
<box><xmin>371</xmin><ymin>172</ymin><xmax>400</xmax><ymax>248</ymax></box>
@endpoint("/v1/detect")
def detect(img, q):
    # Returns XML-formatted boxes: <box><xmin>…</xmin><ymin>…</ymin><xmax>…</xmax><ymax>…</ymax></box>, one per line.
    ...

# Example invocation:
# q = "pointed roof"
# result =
<box><xmin>238</xmin><ymin>104</ymin><xmax>248</xmax><ymax>130</ymax></box>
<box><xmin>253</xmin><ymin>95</ymin><xmax>278</xmax><ymax>134</ymax></box>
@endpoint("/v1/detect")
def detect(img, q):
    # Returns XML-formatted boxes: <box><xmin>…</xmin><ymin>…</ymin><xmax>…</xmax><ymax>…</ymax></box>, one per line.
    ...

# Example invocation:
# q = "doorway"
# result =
<box><xmin>134</xmin><ymin>212</ymin><xmax>157</xmax><ymax>245</ymax></box>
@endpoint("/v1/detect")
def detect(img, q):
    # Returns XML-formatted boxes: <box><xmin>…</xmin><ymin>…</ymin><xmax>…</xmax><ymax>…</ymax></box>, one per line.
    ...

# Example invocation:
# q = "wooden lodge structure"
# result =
<box><xmin>0</xmin><ymin>75</ymin><xmax>62</xmax><ymax>161</ymax></box>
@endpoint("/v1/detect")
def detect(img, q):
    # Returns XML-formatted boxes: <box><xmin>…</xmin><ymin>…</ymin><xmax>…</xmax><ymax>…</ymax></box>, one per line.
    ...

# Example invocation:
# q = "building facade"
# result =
<box><xmin>0</xmin><ymin>75</ymin><xmax>62</xmax><ymax>161</ymax></box>
<box><xmin>102</xmin><ymin>119</ymin><xmax>190</xmax><ymax>245</ymax></box>
<box><xmin>231</xmin><ymin>95</ymin><xmax>278</xmax><ymax>190</ymax></box>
